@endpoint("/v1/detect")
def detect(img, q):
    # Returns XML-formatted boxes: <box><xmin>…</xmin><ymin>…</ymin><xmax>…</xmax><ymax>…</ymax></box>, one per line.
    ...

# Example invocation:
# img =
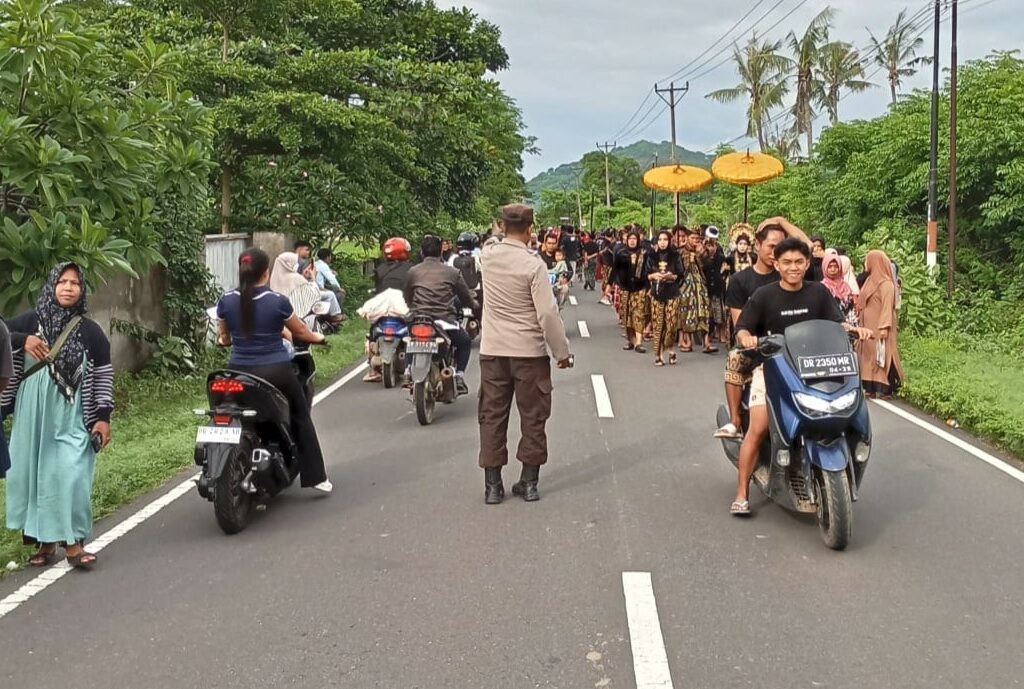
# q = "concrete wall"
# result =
<box><xmin>89</xmin><ymin>267</ymin><xmax>167</xmax><ymax>373</ymax></box>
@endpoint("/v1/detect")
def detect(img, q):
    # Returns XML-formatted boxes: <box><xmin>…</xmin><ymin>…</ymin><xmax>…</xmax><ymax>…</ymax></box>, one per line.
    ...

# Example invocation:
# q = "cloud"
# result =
<box><xmin>445</xmin><ymin>0</ymin><xmax>1015</xmax><ymax>178</ymax></box>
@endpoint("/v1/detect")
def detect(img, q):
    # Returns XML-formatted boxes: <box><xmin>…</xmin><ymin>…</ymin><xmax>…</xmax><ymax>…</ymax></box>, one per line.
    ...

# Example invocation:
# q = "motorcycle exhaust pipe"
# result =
<box><xmin>440</xmin><ymin>367</ymin><xmax>455</xmax><ymax>380</ymax></box>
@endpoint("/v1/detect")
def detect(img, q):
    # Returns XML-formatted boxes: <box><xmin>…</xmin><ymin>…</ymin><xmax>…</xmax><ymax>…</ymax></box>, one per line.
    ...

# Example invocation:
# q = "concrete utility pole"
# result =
<box><xmin>654</xmin><ymin>81</ymin><xmax>689</xmax><ymax>225</ymax></box>
<box><xmin>948</xmin><ymin>0</ymin><xmax>959</xmax><ymax>296</ymax></box>
<box><xmin>595</xmin><ymin>141</ymin><xmax>616</xmax><ymax>208</ymax></box>
<box><xmin>650</xmin><ymin>153</ymin><xmax>658</xmax><ymax>231</ymax></box>
<box><xmin>927</xmin><ymin>0</ymin><xmax>941</xmax><ymax>271</ymax></box>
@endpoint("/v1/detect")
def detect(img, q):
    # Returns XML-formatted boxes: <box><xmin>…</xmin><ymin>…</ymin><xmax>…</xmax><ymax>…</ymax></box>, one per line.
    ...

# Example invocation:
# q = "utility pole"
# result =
<box><xmin>654</xmin><ymin>81</ymin><xmax>689</xmax><ymax>225</ymax></box>
<box><xmin>589</xmin><ymin>187</ymin><xmax>596</xmax><ymax>234</ymax></box>
<box><xmin>948</xmin><ymin>0</ymin><xmax>959</xmax><ymax>296</ymax></box>
<box><xmin>927</xmin><ymin>0</ymin><xmax>941</xmax><ymax>271</ymax></box>
<box><xmin>595</xmin><ymin>141</ymin><xmax>616</xmax><ymax>208</ymax></box>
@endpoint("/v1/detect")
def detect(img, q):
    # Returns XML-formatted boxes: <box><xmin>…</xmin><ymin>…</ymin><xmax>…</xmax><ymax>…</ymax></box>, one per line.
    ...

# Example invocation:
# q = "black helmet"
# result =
<box><xmin>456</xmin><ymin>232</ymin><xmax>480</xmax><ymax>252</ymax></box>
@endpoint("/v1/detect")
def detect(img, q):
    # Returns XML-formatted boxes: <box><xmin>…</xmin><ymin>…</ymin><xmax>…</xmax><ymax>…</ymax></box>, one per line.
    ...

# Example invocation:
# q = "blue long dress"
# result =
<box><xmin>5</xmin><ymin>355</ymin><xmax>96</xmax><ymax>544</ymax></box>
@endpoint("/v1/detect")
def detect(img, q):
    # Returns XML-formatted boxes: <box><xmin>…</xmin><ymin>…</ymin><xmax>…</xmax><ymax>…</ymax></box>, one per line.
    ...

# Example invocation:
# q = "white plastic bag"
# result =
<box><xmin>357</xmin><ymin>288</ymin><xmax>409</xmax><ymax>321</ymax></box>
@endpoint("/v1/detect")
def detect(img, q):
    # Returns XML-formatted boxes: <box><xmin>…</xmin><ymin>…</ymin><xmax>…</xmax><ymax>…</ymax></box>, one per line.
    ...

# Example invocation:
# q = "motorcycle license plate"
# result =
<box><xmin>796</xmin><ymin>352</ymin><xmax>858</xmax><ymax>379</ymax></box>
<box><xmin>406</xmin><ymin>341</ymin><xmax>438</xmax><ymax>354</ymax></box>
<box><xmin>196</xmin><ymin>426</ymin><xmax>242</xmax><ymax>445</ymax></box>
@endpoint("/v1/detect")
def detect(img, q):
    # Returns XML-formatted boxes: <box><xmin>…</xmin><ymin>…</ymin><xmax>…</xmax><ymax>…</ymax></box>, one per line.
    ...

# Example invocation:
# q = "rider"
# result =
<box><xmin>216</xmin><ymin>248</ymin><xmax>332</xmax><ymax>493</ymax></box>
<box><xmin>449</xmin><ymin>232</ymin><xmax>483</xmax><ymax>295</ymax></box>
<box><xmin>375</xmin><ymin>237</ymin><xmax>413</xmax><ymax>293</ymax></box>
<box><xmin>403</xmin><ymin>235</ymin><xmax>480</xmax><ymax>396</ymax></box>
<box><xmin>730</xmin><ymin>237</ymin><xmax>871</xmax><ymax>516</ymax></box>
<box><xmin>362</xmin><ymin>237</ymin><xmax>412</xmax><ymax>384</ymax></box>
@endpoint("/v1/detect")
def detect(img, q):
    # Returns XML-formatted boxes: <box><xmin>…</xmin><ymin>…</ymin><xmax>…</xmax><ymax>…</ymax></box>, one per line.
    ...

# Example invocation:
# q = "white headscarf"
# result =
<box><xmin>270</xmin><ymin>252</ymin><xmax>320</xmax><ymax>317</ymax></box>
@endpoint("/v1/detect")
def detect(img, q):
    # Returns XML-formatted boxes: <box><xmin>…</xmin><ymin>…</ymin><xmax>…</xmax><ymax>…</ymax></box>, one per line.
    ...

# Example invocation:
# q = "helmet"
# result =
<box><xmin>456</xmin><ymin>232</ymin><xmax>480</xmax><ymax>253</ymax></box>
<box><xmin>383</xmin><ymin>237</ymin><xmax>411</xmax><ymax>262</ymax></box>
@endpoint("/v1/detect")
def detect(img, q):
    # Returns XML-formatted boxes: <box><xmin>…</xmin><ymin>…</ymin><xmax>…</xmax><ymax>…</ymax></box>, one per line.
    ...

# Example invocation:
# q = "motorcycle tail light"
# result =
<box><xmin>384</xmin><ymin>326</ymin><xmax>397</xmax><ymax>337</ymax></box>
<box><xmin>410</xmin><ymin>324</ymin><xmax>434</xmax><ymax>340</ymax></box>
<box><xmin>213</xmin><ymin>414</ymin><xmax>233</xmax><ymax>426</ymax></box>
<box><xmin>210</xmin><ymin>379</ymin><xmax>245</xmax><ymax>395</ymax></box>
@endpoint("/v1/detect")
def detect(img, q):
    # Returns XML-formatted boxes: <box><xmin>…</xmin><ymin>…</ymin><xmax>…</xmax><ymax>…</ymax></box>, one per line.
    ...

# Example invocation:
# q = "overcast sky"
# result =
<box><xmin>443</xmin><ymin>0</ymin><xmax>1013</xmax><ymax>179</ymax></box>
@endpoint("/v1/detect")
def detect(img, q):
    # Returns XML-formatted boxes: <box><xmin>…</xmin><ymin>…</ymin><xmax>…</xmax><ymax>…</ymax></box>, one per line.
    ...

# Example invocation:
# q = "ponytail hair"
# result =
<box><xmin>238</xmin><ymin>248</ymin><xmax>270</xmax><ymax>337</ymax></box>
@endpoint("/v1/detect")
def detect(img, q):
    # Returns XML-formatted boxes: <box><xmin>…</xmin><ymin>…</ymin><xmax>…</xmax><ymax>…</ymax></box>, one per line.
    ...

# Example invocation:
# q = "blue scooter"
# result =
<box><xmin>716</xmin><ymin>320</ymin><xmax>872</xmax><ymax>550</ymax></box>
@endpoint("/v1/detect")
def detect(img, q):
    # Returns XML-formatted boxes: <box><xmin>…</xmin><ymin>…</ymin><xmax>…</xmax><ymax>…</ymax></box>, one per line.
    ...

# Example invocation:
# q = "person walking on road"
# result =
<box><xmin>613</xmin><ymin>230</ymin><xmax>650</xmax><ymax>353</ymax></box>
<box><xmin>2</xmin><ymin>263</ymin><xmax>114</xmax><ymax>569</ymax></box>
<box><xmin>478</xmin><ymin>204</ymin><xmax>572</xmax><ymax>505</ymax></box>
<box><xmin>858</xmin><ymin>250</ymin><xmax>906</xmax><ymax>399</ymax></box>
<box><xmin>645</xmin><ymin>230</ymin><xmax>684</xmax><ymax>366</ymax></box>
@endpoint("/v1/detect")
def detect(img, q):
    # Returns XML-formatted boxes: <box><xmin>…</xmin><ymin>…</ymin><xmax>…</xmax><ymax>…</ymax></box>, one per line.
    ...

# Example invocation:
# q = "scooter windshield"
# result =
<box><xmin>783</xmin><ymin>320</ymin><xmax>858</xmax><ymax>383</ymax></box>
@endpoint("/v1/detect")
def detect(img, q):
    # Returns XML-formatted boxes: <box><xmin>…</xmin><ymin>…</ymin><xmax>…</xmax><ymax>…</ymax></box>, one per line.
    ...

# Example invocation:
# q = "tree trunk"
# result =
<box><xmin>889</xmin><ymin>73</ymin><xmax>898</xmax><ymax>104</ymax></box>
<box><xmin>220</xmin><ymin>164</ymin><xmax>232</xmax><ymax>235</ymax></box>
<box><xmin>806</xmin><ymin>117</ymin><xmax>814</xmax><ymax>160</ymax></box>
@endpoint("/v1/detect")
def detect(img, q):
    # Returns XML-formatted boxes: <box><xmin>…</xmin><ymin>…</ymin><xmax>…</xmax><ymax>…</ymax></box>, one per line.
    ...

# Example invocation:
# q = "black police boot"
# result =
<box><xmin>484</xmin><ymin>467</ymin><xmax>504</xmax><ymax>505</ymax></box>
<box><xmin>511</xmin><ymin>464</ymin><xmax>540</xmax><ymax>502</ymax></box>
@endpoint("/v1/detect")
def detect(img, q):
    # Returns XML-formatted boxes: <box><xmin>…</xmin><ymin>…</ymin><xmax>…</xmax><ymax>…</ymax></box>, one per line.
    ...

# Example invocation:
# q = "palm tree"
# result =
<box><xmin>868</xmin><ymin>8</ymin><xmax>931</xmax><ymax>104</ymax></box>
<box><xmin>706</xmin><ymin>35</ymin><xmax>792</xmax><ymax>152</ymax></box>
<box><xmin>787</xmin><ymin>8</ymin><xmax>833</xmax><ymax>159</ymax></box>
<box><xmin>818</xmin><ymin>41</ymin><xmax>874</xmax><ymax>124</ymax></box>
<box><xmin>769</xmin><ymin>121</ymin><xmax>802</xmax><ymax>162</ymax></box>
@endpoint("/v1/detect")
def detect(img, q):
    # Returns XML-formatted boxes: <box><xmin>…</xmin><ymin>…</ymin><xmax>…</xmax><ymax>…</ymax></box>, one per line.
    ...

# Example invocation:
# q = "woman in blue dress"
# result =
<box><xmin>2</xmin><ymin>263</ymin><xmax>114</xmax><ymax>569</ymax></box>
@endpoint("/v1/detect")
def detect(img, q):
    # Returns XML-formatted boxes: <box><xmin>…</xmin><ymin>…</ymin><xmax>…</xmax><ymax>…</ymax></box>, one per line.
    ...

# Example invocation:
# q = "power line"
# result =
<box><xmin>609</xmin><ymin>90</ymin><xmax>655</xmax><ymax>141</ymax></box>
<box><xmin>658</xmin><ymin>0</ymin><xmax>778</xmax><ymax>85</ymax></box>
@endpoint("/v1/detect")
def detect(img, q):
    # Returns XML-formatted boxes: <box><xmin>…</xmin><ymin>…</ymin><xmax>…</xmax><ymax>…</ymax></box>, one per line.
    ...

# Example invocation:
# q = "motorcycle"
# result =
<box><xmin>460</xmin><ymin>287</ymin><xmax>482</xmax><ymax>341</ymax></box>
<box><xmin>715</xmin><ymin>320</ymin><xmax>872</xmax><ymax>550</ymax></box>
<box><xmin>404</xmin><ymin>315</ymin><xmax>458</xmax><ymax>426</ymax></box>
<box><xmin>193</xmin><ymin>345</ymin><xmax>319</xmax><ymax>534</ymax></box>
<box><xmin>309</xmin><ymin>300</ymin><xmax>339</xmax><ymax>336</ymax></box>
<box><xmin>369</xmin><ymin>315</ymin><xmax>409</xmax><ymax>389</ymax></box>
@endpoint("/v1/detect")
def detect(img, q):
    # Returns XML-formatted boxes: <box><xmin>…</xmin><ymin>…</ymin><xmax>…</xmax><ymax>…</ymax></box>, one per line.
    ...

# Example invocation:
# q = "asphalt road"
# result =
<box><xmin>1</xmin><ymin>290</ymin><xmax>1022</xmax><ymax>689</ymax></box>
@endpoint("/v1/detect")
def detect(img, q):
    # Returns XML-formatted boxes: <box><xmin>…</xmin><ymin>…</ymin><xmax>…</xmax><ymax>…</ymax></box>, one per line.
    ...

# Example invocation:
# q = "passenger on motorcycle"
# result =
<box><xmin>448</xmin><ymin>232</ymin><xmax>483</xmax><ymax>290</ymax></box>
<box><xmin>216</xmin><ymin>248</ymin><xmax>333</xmax><ymax>493</ymax></box>
<box><xmin>403</xmin><ymin>235</ymin><xmax>480</xmax><ymax>396</ymax></box>
<box><xmin>363</xmin><ymin>237</ymin><xmax>413</xmax><ymax>383</ymax></box>
<box><xmin>730</xmin><ymin>238</ymin><xmax>870</xmax><ymax>516</ymax></box>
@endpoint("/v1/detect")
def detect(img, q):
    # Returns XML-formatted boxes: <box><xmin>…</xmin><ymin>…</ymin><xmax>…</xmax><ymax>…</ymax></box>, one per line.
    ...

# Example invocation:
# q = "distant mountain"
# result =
<box><xmin>525</xmin><ymin>140</ymin><xmax>714</xmax><ymax>202</ymax></box>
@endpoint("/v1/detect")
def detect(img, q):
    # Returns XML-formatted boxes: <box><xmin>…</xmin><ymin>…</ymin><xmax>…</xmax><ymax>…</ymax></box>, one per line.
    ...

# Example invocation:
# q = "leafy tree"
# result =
<box><xmin>0</xmin><ymin>0</ymin><xmax>214</xmax><ymax>313</ymax></box>
<box><xmin>706</xmin><ymin>35</ymin><xmax>792</xmax><ymax>151</ymax></box>
<box><xmin>868</xmin><ymin>8</ymin><xmax>930</xmax><ymax>105</ymax></box>
<box><xmin>818</xmin><ymin>41</ymin><xmax>873</xmax><ymax>124</ymax></box>
<box><xmin>787</xmin><ymin>8</ymin><xmax>833</xmax><ymax>158</ymax></box>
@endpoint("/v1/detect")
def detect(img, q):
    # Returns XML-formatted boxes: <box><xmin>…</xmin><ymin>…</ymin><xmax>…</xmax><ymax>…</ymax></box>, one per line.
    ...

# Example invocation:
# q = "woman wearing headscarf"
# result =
<box><xmin>821</xmin><ymin>254</ymin><xmax>858</xmax><ymax>326</ymax></box>
<box><xmin>612</xmin><ymin>230</ymin><xmax>650</xmax><ymax>353</ymax></box>
<box><xmin>2</xmin><ymin>264</ymin><xmax>114</xmax><ymax>569</ymax></box>
<box><xmin>678</xmin><ymin>228</ymin><xmax>714</xmax><ymax>353</ymax></box>
<box><xmin>645</xmin><ymin>230</ymin><xmax>684</xmax><ymax>366</ymax></box>
<box><xmin>270</xmin><ymin>251</ymin><xmax>322</xmax><ymax>325</ymax></box>
<box><xmin>839</xmin><ymin>255</ymin><xmax>861</xmax><ymax>307</ymax></box>
<box><xmin>858</xmin><ymin>250</ymin><xmax>906</xmax><ymax>398</ymax></box>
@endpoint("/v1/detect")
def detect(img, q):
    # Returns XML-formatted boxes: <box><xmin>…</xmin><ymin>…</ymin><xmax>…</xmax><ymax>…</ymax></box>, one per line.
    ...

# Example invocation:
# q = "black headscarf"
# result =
<box><xmin>36</xmin><ymin>262</ymin><xmax>87</xmax><ymax>399</ymax></box>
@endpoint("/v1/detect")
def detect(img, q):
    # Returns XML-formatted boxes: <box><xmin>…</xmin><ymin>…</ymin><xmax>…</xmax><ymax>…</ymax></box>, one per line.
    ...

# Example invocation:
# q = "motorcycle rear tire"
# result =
<box><xmin>414</xmin><ymin>381</ymin><xmax>435</xmax><ymax>426</ymax></box>
<box><xmin>816</xmin><ymin>469</ymin><xmax>853</xmax><ymax>551</ymax></box>
<box><xmin>214</xmin><ymin>435</ymin><xmax>254</xmax><ymax>535</ymax></box>
<box><xmin>382</xmin><ymin>361</ymin><xmax>396</xmax><ymax>389</ymax></box>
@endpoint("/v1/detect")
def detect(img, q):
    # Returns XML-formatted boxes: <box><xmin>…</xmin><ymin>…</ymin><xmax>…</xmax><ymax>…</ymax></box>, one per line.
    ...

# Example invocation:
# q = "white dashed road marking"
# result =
<box><xmin>569</xmin><ymin>295</ymin><xmax>578</xmax><ymax>306</ymax></box>
<box><xmin>578</xmin><ymin>321</ymin><xmax>591</xmax><ymax>338</ymax></box>
<box><xmin>622</xmin><ymin>571</ymin><xmax>675</xmax><ymax>688</ymax></box>
<box><xmin>591</xmin><ymin>374</ymin><xmax>614</xmax><ymax>418</ymax></box>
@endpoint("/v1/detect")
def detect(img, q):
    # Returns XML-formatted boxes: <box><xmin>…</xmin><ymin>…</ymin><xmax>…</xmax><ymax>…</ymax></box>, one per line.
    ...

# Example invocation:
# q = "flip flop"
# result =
<box><xmin>654</xmin><ymin>359</ymin><xmax>665</xmax><ymax>367</ymax></box>
<box><xmin>622</xmin><ymin>343</ymin><xmax>634</xmax><ymax>351</ymax></box>
<box><xmin>634</xmin><ymin>346</ymin><xmax>646</xmax><ymax>354</ymax></box>
<box><xmin>714</xmin><ymin>423</ymin><xmax>743</xmax><ymax>439</ymax></box>
<box><xmin>730</xmin><ymin>500</ymin><xmax>751</xmax><ymax>516</ymax></box>
<box><xmin>703</xmin><ymin>347</ymin><xmax>720</xmax><ymax>354</ymax></box>
<box><xmin>668</xmin><ymin>353</ymin><xmax>678</xmax><ymax>366</ymax></box>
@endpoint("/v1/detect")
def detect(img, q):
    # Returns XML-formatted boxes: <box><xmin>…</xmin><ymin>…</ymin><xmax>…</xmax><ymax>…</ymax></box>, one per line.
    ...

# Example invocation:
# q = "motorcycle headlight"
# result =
<box><xmin>794</xmin><ymin>390</ymin><xmax>859</xmax><ymax>416</ymax></box>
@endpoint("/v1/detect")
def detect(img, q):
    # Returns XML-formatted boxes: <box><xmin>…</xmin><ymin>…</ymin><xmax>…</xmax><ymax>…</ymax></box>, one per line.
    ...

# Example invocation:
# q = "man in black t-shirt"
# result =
<box><xmin>580</xmin><ymin>233</ymin><xmax>600</xmax><ymax>291</ymax></box>
<box><xmin>714</xmin><ymin>222</ymin><xmax>786</xmax><ymax>439</ymax></box>
<box><xmin>730</xmin><ymin>238</ymin><xmax>870</xmax><ymax>516</ymax></box>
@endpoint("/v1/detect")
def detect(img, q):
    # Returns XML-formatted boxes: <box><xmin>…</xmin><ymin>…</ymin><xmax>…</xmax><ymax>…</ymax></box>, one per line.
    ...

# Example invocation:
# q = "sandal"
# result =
<box><xmin>634</xmin><ymin>346</ymin><xmax>646</xmax><ymax>354</ymax></box>
<box><xmin>730</xmin><ymin>500</ymin><xmax>751</xmax><ymax>516</ymax></box>
<box><xmin>654</xmin><ymin>359</ymin><xmax>665</xmax><ymax>367</ymax></box>
<box><xmin>703</xmin><ymin>346</ymin><xmax>719</xmax><ymax>354</ymax></box>
<box><xmin>65</xmin><ymin>549</ymin><xmax>98</xmax><ymax>570</ymax></box>
<box><xmin>622</xmin><ymin>343</ymin><xmax>634</xmax><ymax>351</ymax></box>
<box><xmin>668</xmin><ymin>353</ymin><xmax>677</xmax><ymax>365</ymax></box>
<box><xmin>28</xmin><ymin>546</ymin><xmax>59</xmax><ymax>567</ymax></box>
<box><xmin>680</xmin><ymin>346</ymin><xmax>693</xmax><ymax>353</ymax></box>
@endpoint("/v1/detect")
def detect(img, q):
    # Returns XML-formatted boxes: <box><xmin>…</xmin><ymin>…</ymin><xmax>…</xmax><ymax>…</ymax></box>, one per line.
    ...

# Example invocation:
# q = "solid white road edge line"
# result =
<box><xmin>0</xmin><ymin>360</ymin><xmax>368</xmax><ymax>622</ymax></box>
<box><xmin>578</xmin><ymin>321</ymin><xmax>591</xmax><ymax>339</ymax></box>
<box><xmin>872</xmin><ymin>398</ymin><xmax>1024</xmax><ymax>485</ymax></box>
<box><xmin>569</xmin><ymin>295</ymin><xmax>578</xmax><ymax>306</ymax></box>
<box><xmin>622</xmin><ymin>571</ymin><xmax>675</xmax><ymax>689</ymax></box>
<box><xmin>591</xmin><ymin>374</ymin><xmax>614</xmax><ymax>418</ymax></box>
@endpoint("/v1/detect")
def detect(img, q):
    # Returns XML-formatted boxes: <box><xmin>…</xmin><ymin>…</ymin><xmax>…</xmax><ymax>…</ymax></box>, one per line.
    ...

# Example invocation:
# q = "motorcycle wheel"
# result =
<box><xmin>815</xmin><ymin>469</ymin><xmax>853</xmax><ymax>551</ymax></box>
<box><xmin>414</xmin><ymin>380</ymin><xmax>435</xmax><ymax>426</ymax></box>
<box><xmin>214</xmin><ymin>435</ymin><xmax>254</xmax><ymax>535</ymax></box>
<box><xmin>382</xmin><ymin>360</ymin><xmax>396</xmax><ymax>389</ymax></box>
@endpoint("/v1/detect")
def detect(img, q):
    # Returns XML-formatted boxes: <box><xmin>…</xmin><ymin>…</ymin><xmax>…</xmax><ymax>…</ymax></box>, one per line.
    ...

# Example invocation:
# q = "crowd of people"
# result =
<box><xmin>0</xmin><ymin>205</ymin><xmax>910</xmax><ymax>569</ymax></box>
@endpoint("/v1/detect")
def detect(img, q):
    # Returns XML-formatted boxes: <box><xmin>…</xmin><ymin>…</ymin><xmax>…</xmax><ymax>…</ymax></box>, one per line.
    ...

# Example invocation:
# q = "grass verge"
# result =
<box><xmin>900</xmin><ymin>334</ymin><xmax>1024</xmax><ymax>458</ymax></box>
<box><xmin>0</xmin><ymin>326</ymin><xmax>366</xmax><ymax>573</ymax></box>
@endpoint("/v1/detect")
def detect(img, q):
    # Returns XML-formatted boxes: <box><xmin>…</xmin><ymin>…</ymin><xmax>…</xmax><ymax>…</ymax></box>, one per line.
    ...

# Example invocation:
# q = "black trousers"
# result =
<box><xmin>234</xmin><ymin>362</ymin><xmax>328</xmax><ymax>487</ymax></box>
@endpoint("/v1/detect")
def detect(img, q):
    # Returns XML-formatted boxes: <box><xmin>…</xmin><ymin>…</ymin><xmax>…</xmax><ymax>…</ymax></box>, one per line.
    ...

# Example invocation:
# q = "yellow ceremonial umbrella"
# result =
<box><xmin>711</xmin><ymin>150</ymin><xmax>784</xmax><ymax>222</ymax></box>
<box><xmin>643</xmin><ymin>164</ymin><xmax>714</xmax><ymax>194</ymax></box>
